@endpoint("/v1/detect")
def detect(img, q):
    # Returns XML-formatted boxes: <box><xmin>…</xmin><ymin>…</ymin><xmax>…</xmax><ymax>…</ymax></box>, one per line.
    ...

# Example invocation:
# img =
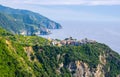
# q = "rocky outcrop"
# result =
<box><xmin>94</xmin><ymin>64</ymin><xmax>105</xmax><ymax>77</ymax></box>
<box><xmin>66</xmin><ymin>53</ymin><xmax>107</xmax><ymax>77</ymax></box>
<box><xmin>117</xmin><ymin>74</ymin><xmax>120</xmax><ymax>77</ymax></box>
<box><xmin>67</xmin><ymin>60</ymin><xmax>105</xmax><ymax>77</ymax></box>
<box><xmin>24</xmin><ymin>46</ymin><xmax>38</xmax><ymax>62</ymax></box>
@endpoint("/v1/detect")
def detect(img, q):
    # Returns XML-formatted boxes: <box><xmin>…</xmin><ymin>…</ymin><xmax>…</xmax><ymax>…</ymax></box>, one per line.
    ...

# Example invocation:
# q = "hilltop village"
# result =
<box><xmin>48</xmin><ymin>37</ymin><xmax>96</xmax><ymax>46</ymax></box>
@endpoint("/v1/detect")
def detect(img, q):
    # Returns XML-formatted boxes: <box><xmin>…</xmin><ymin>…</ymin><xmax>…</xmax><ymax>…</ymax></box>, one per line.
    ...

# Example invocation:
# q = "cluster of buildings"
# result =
<box><xmin>48</xmin><ymin>37</ymin><xmax>96</xmax><ymax>47</ymax></box>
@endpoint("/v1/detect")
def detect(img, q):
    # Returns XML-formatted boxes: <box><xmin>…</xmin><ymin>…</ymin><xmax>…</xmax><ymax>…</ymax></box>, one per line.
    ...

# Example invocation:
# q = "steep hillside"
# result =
<box><xmin>0</xmin><ymin>5</ymin><xmax>62</xmax><ymax>35</ymax></box>
<box><xmin>0</xmin><ymin>28</ymin><xmax>120</xmax><ymax>77</ymax></box>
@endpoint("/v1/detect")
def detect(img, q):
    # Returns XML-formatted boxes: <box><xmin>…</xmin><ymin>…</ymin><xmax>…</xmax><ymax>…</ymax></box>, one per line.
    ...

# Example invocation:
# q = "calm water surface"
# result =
<box><xmin>41</xmin><ymin>21</ymin><xmax>120</xmax><ymax>54</ymax></box>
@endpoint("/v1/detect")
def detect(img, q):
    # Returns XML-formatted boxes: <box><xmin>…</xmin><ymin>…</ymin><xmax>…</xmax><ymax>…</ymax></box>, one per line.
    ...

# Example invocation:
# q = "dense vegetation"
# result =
<box><xmin>0</xmin><ymin>27</ymin><xmax>120</xmax><ymax>77</ymax></box>
<box><xmin>0</xmin><ymin>5</ymin><xmax>62</xmax><ymax>35</ymax></box>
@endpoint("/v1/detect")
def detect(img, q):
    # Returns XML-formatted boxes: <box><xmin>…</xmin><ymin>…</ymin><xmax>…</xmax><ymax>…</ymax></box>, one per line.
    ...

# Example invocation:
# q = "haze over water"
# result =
<box><xmin>41</xmin><ymin>21</ymin><xmax>120</xmax><ymax>54</ymax></box>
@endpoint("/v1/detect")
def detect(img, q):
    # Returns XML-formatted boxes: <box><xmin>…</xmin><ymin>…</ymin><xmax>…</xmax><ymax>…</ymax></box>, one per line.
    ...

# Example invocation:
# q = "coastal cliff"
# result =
<box><xmin>0</xmin><ymin>5</ymin><xmax>62</xmax><ymax>35</ymax></box>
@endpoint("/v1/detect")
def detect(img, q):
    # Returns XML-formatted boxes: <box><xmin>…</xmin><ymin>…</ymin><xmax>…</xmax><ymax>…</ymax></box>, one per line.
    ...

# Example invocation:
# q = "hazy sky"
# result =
<box><xmin>0</xmin><ymin>0</ymin><xmax>120</xmax><ymax>22</ymax></box>
<box><xmin>1</xmin><ymin>0</ymin><xmax>120</xmax><ymax>5</ymax></box>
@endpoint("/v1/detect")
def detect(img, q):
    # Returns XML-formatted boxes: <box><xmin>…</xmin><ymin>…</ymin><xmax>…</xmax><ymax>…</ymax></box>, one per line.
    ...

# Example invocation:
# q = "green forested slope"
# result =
<box><xmin>0</xmin><ymin>28</ymin><xmax>120</xmax><ymax>77</ymax></box>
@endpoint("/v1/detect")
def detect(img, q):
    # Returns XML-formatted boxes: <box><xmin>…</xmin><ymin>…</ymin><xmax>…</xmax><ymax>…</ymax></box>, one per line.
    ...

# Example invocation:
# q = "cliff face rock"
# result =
<box><xmin>117</xmin><ymin>75</ymin><xmax>120</xmax><ymax>77</ymax></box>
<box><xmin>24</xmin><ymin>46</ymin><xmax>34</xmax><ymax>61</ymax></box>
<box><xmin>68</xmin><ymin>61</ymin><xmax>105</xmax><ymax>77</ymax></box>
<box><xmin>0</xmin><ymin>5</ymin><xmax>62</xmax><ymax>35</ymax></box>
<box><xmin>67</xmin><ymin>53</ymin><xmax>107</xmax><ymax>77</ymax></box>
<box><xmin>99</xmin><ymin>54</ymin><xmax>106</xmax><ymax>65</ymax></box>
<box><xmin>56</xmin><ymin>53</ymin><xmax>106</xmax><ymax>77</ymax></box>
<box><xmin>69</xmin><ymin>61</ymin><xmax>91</xmax><ymax>77</ymax></box>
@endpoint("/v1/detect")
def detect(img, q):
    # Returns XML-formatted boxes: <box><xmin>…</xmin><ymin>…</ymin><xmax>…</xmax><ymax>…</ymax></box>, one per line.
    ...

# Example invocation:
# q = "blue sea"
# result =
<box><xmin>41</xmin><ymin>21</ymin><xmax>120</xmax><ymax>54</ymax></box>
